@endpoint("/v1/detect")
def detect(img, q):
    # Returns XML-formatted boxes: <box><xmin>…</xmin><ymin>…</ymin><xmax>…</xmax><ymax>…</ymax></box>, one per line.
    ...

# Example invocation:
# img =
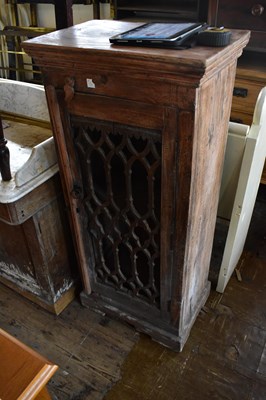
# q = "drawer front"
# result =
<box><xmin>216</xmin><ymin>0</ymin><xmax>266</xmax><ymax>50</ymax></box>
<box><xmin>45</xmin><ymin>71</ymin><xmax>197</xmax><ymax>111</ymax></box>
<box><xmin>217</xmin><ymin>0</ymin><xmax>266</xmax><ymax>31</ymax></box>
<box><xmin>231</xmin><ymin>78</ymin><xmax>264</xmax><ymax>117</ymax></box>
<box><xmin>230</xmin><ymin>110</ymin><xmax>252</xmax><ymax>125</ymax></box>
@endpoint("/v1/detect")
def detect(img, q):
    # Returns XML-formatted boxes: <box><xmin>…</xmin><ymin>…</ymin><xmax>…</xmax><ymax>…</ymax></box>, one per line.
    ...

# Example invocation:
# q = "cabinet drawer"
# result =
<box><xmin>48</xmin><ymin>72</ymin><xmax>176</xmax><ymax>107</ymax></box>
<box><xmin>216</xmin><ymin>0</ymin><xmax>266</xmax><ymax>51</ymax></box>
<box><xmin>217</xmin><ymin>0</ymin><xmax>266</xmax><ymax>31</ymax></box>
<box><xmin>231</xmin><ymin>79</ymin><xmax>264</xmax><ymax>116</ymax></box>
<box><xmin>48</xmin><ymin>71</ymin><xmax>196</xmax><ymax>110</ymax></box>
<box><xmin>73</xmin><ymin>73</ymin><xmax>175</xmax><ymax>105</ymax></box>
<box><xmin>230</xmin><ymin>110</ymin><xmax>252</xmax><ymax>125</ymax></box>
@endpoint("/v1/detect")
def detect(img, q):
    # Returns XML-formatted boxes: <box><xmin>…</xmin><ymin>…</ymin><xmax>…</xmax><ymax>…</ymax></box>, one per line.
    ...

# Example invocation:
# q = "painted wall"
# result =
<box><xmin>36</xmin><ymin>3</ymin><xmax>111</xmax><ymax>28</ymax></box>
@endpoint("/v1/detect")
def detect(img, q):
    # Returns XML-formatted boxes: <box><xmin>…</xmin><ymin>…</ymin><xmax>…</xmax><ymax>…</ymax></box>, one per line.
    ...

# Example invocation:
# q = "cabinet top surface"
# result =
<box><xmin>23</xmin><ymin>20</ymin><xmax>250</xmax><ymax>74</ymax></box>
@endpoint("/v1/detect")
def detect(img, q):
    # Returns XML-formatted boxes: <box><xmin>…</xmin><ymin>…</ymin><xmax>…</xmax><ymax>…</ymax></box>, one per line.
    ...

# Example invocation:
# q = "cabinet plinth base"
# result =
<box><xmin>80</xmin><ymin>282</ymin><xmax>210</xmax><ymax>352</ymax></box>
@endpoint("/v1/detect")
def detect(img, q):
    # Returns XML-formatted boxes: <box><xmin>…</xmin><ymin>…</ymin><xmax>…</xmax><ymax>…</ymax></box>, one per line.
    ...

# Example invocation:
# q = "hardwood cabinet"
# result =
<box><xmin>114</xmin><ymin>0</ymin><xmax>209</xmax><ymax>22</ymax></box>
<box><xmin>231</xmin><ymin>53</ymin><xmax>266</xmax><ymax>124</ymax></box>
<box><xmin>231</xmin><ymin>53</ymin><xmax>266</xmax><ymax>184</ymax></box>
<box><xmin>23</xmin><ymin>20</ymin><xmax>249</xmax><ymax>350</ymax></box>
<box><xmin>0</xmin><ymin>174</ymin><xmax>78</xmax><ymax>314</ymax></box>
<box><xmin>210</xmin><ymin>1</ymin><xmax>266</xmax><ymax>182</ymax></box>
<box><xmin>212</xmin><ymin>0</ymin><xmax>266</xmax><ymax>52</ymax></box>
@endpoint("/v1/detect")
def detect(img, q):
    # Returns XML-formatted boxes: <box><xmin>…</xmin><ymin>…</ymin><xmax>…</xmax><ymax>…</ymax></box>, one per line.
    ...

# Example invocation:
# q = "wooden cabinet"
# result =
<box><xmin>231</xmin><ymin>54</ymin><xmax>266</xmax><ymax>125</ymax></box>
<box><xmin>0</xmin><ymin>174</ymin><xmax>78</xmax><ymax>314</ymax></box>
<box><xmin>23</xmin><ymin>20</ymin><xmax>249</xmax><ymax>350</ymax></box>
<box><xmin>210</xmin><ymin>1</ymin><xmax>266</xmax><ymax>183</ymax></box>
<box><xmin>213</xmin><ymin>0</ymin><xmax>266</xmax><ymax>52</ymax></box>
<box><xmin>114</xmin><ymin>0</ymin><xmax>209</xmax><ymax>22</ymax></box>
<box><xmin>232</xmin><ymin>54</ymin><xmax>266</xmax><ymax>184</ymax></box>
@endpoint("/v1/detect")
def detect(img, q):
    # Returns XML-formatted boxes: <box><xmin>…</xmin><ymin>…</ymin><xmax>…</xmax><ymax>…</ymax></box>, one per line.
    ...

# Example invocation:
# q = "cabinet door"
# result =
<box><xmin>51</xmin><ymin>88</ymin><xmax>178</xmax><ymax>323</ymax></box>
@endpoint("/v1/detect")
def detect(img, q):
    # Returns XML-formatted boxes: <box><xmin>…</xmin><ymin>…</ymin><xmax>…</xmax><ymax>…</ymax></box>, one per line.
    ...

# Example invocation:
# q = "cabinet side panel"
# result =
<box><xmin>174</xmin><ymin>61</ymin><xmax>238</xmax><ymax>336</ymax></box>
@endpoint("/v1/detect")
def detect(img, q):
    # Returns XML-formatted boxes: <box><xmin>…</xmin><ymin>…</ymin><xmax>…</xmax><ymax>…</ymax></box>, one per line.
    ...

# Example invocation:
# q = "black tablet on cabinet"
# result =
<box><xmin>109</xmin><ymin>22</ymin><xmax>206</xmax><ymax>48</ymax></box>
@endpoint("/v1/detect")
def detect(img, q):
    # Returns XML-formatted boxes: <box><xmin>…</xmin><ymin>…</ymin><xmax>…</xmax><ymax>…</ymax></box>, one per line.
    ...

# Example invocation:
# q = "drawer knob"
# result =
<box><xmin>251</xmin><ymin>4</ymin><xmax>264</xmax><ymax>16</ymax></box>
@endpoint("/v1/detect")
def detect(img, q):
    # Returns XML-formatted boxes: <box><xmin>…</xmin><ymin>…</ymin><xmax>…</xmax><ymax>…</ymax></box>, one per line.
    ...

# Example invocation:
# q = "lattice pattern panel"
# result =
<box><xmin>72</xmin><ymin>118</ymin><xmax>162</xmax><ymax>308</ymax></box>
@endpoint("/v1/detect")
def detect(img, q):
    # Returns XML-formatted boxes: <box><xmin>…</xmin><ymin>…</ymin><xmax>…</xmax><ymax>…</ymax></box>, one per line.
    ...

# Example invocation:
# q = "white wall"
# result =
<box><xmin>36</xmin><ymin>3</ymin><xmax>111</xmax><ymax>29</ymax></box>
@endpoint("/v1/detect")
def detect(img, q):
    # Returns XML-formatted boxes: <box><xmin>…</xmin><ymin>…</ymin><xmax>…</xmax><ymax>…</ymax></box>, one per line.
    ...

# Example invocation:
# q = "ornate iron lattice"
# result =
<box><xmin>72</xmin><ymin>118</ymin><xmax>162</xmax><ymax>307</ymax></box>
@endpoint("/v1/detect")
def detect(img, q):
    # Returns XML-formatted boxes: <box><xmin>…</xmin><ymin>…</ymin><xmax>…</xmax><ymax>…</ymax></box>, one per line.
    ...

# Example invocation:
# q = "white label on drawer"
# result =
<box><xmin>86</xmin><ymin>78</ymin><xmax>96</xmax><ymax>89</ymax></box>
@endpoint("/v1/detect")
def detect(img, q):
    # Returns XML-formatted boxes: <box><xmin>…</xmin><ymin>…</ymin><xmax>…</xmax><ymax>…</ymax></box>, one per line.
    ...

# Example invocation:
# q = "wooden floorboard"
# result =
<box><xmin>104</xmin><ymin>185</ymin><xmax>266</xmax><ymax>400</ymax></box>
<box><xmin>0</xmin><ymin>186</ymin><xmax>265</xmax><ymax>399</ymax></box>
<box><xmin>104</xmin><ymin>253</ymin><xmax>266</xmax><ymax>400</ymax></box>
<box><xmin>0</xmin><ymin>286</ymin><xmax>139</xmax><ymax>399</ymax></box>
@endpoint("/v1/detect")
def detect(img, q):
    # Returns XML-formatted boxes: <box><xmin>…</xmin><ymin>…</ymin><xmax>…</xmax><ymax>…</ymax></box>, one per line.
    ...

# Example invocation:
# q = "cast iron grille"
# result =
<box><xmin>72</xmin><ymin>118</ymin><xmax>161</xmax><ymax>308</ymax></box>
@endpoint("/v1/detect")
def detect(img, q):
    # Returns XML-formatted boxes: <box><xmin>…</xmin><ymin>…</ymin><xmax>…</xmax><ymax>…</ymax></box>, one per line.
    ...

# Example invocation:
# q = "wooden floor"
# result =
<box><xmin>0</xmin><ymin>186</ymin><xmax>265</xmax><ymax>399</ymax></box>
